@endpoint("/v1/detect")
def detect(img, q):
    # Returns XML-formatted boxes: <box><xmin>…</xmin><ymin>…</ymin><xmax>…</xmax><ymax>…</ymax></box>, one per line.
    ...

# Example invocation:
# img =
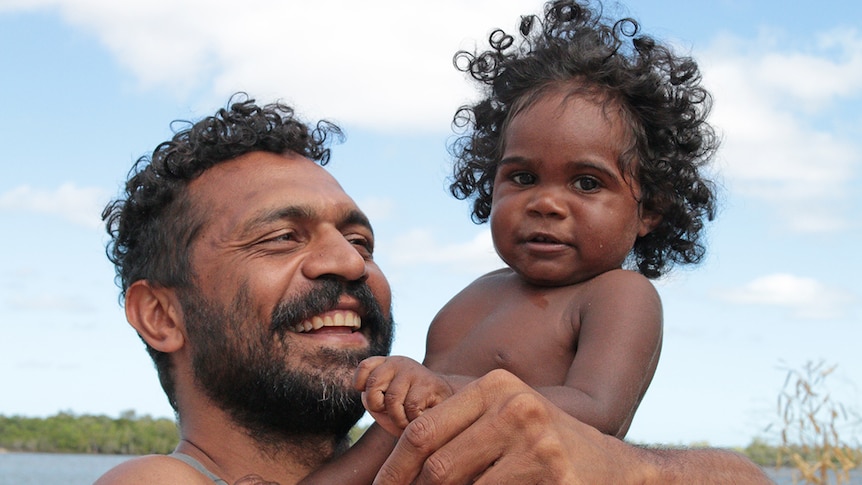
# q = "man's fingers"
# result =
<box><xmin>409</xmin><ymin>412</ymin><xmax>503</xmax><ymax>485</ymax></box>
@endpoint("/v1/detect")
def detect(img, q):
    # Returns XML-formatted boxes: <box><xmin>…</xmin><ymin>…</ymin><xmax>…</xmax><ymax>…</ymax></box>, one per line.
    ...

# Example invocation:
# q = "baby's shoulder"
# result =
<box><xmin>586</xmin><ymin>268</ymin><xmax>657</xmax><ymax>292</ymax></box>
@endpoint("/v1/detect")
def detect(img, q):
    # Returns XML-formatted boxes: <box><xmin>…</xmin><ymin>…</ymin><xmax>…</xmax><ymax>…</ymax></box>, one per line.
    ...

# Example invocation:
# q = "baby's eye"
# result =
<box><xmin>573</xmin><ymin>176</ymin><xmax>601</xmax><ymax>192</ymax></box>
<box><xmin>511</xmin><ymin>172</ymin><xmax>536</xmax><ymax>185</ymax></box>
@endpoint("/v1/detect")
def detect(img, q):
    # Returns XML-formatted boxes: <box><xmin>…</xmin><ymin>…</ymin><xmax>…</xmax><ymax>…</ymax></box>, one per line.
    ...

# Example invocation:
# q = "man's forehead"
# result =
<box><xmin>187</xmin><ymin>151</ymin><xmax>366</xmax><ymax>232</ymax></box>
<box><xmin>189</xmin><ymin>151</ymin><xmax>341</xmax><ymax>198</ymax></box>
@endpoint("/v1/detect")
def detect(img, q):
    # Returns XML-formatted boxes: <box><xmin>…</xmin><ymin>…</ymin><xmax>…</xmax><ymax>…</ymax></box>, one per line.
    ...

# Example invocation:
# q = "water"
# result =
<box><xmin>2</xmin><ymin>452</ymin><xmax>862</xmax><ymax>484</ymax></box>
<box><xmin>764</xmin><ymin>467</ymin><xmax>862</xmax><ymax>484</ymax></box>
<box><xmin>0</xmin><ymin>453</ymin><xmax>133</xmax><ymax>485</ymax></box>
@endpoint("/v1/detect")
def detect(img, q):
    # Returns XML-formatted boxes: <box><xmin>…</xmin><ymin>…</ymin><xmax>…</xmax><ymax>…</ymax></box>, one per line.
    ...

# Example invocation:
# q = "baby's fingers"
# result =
<box><xmin>354</xmin><ymin>356</ymin><xmax>388</xmax><ymax>390</ymax></box>
<box><xmin>381</xmin><ymin>374</ymin><xmax>414</xmax><ymax>430</ymax></box>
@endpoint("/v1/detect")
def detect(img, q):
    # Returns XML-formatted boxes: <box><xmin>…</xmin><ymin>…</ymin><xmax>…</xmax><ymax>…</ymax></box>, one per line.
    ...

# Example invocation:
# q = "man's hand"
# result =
<box><xmin>371</xmin><ymin>369</ymin><xmax>648</xmax><ymax>484</ymax></box>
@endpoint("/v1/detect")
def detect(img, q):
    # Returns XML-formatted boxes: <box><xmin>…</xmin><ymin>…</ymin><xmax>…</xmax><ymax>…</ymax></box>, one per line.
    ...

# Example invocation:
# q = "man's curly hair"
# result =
<box><xmin>102</xmin><ymin>93</ymin><xmax>342</xmax><ymax>409</ymax></box>
<box><xmin>450</xmin><ymin>0</ymin><xmax>719</xmax><ymax>278</ymax></box>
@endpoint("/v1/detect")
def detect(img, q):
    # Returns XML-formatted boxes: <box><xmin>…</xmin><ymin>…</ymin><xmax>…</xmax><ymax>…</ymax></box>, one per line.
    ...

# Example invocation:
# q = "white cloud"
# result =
<box><xmin>4</xmin><ymin>294</ymin><xmax>95</xmax><ymax>314</ymax></box>
<box><xmin>701</xmin><ymin>29</ymin><xmax>862</xmax><ymax>233</ymax></box>
<box><xmin>390</xmin><ymin>228</ymin><xmax>502</xmax><ymax>274</ymax></box>
<box><xmin>4</xmin><ymin>0</ymin><xmax>540</xmax><ymax>131</ymax></box>
<box><xmin>0</xmin><ymin>183</ymin><xmax>109</xmax><ymax>229</ymax></box>
<box><xmin>6</xmin><ymin>1</ymin><xmax>860</xmax><ymax>235</ymax></box>
<box><xmin>355</xmin><ymin>195</ymin><xmax>395</xmax><ymax>224</ymax></box>
<box><xmin>715</xmin><ymin>273</ymin><xmax>856</xmax><ymax>320</ymax></box>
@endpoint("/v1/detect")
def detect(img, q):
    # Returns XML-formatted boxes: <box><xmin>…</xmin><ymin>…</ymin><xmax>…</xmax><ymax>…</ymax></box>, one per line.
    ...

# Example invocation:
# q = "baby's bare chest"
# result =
<box><xmin>434</xmin><ymin>298</ymin><xmax>579</xmax><ymax>387</ymax></box>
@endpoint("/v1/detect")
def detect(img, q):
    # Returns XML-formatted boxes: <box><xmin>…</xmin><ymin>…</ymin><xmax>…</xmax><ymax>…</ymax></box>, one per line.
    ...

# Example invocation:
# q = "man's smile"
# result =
<box><xmin>290</xmin><ymin>310</ymin><xmax>362</xmax><ymax>333</ymax></box>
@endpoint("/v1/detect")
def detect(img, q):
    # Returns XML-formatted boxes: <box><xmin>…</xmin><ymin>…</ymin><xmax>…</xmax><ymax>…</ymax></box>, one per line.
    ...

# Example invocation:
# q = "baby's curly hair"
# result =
<box><xmin>450</xmin><ymin>0</ymin><xmax>719</xmax><ymax>278</ymax></box>
<box><xmin>102</xmin><ymin>93</ymin><xmax>342</xmax><ymax>409</ymax></box>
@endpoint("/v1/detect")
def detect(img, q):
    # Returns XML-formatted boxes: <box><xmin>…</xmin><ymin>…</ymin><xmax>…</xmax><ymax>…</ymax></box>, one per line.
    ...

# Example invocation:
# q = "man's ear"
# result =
<box><xmin>125</xmin><ymin>280</ymin><xmax>185</xmax><ymax>353</ymax></box>
<box><xmin>638</xmin><ymin>209</ymin><xmax>662</xmax><ymax>237</ymax></box>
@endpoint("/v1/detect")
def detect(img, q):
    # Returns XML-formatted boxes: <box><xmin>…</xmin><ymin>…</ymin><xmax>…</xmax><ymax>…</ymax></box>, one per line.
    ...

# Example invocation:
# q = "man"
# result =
<box><xmin>97</xmin><ymin>95</ymin><xmax>771</xmax><ymax>484</ymax></box>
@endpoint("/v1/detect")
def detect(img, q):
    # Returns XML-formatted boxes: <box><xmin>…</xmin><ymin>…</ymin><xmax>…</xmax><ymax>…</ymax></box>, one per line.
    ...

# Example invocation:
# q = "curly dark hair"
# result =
<box><xmin>450</xmin><ymin>0</ymin><xmax>719</xmax><ymax>278</ymax></box>
<box><xmin>102</xmin><ymin>93</ymin><xmax>342</xmax><ymax>409</ymax></box>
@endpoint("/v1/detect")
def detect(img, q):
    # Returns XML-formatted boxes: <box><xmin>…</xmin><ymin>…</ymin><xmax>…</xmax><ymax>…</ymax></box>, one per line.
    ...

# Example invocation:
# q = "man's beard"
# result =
<box><xmin>178</xmin><ymin>278</ymin><xmax>393</xmax><ymax>448</ymax></box>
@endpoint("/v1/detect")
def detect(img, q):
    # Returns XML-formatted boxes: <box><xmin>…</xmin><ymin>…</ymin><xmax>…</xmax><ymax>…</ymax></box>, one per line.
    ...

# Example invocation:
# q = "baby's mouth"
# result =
<box><xmin>290</xmin><ymin>310</ymin><xmax>362</xmax><ymax>333</ymax></box>
<box><xmin>527</xmin><ymin>233</ymin><xmax>565</xmax><ymax>244</ymax></box>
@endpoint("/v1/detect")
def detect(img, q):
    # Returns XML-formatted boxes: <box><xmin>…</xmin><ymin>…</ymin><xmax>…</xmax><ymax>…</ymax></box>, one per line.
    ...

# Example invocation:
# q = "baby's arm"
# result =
<box><xmin>297</xmin><ymin>423</ymin><xmax>397</xmax><ymax>485</ymax></box>
<box><xmin>535</xmin><ymin>270</ymin><xmax>663</xmax><ymax>437</ymax></box>
<box><xmin>354</xmin><ymin>356</ymin><xmax>455</xmax><ymax>436</ymax></box>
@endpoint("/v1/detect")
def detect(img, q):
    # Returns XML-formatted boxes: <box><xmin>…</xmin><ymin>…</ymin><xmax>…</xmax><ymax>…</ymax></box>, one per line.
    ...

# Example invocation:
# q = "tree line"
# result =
<box><xmin>0</xmin><ymin>411</ymin><xmax>368</xmax><ymax>456</ymax></box>
<box><xmin>0</xmin><ymin>410</ymin><xmax>178</xmax><ymax>455</ymax></box>
<box><xmin>1</xmin><ymin>411</ymin><xmax>858</xmax><ymax>472</ymax></box>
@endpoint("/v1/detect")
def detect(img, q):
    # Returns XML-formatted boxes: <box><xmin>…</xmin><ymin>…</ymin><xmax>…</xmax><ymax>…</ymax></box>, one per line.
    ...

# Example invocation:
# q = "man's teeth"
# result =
<box><xmin>291</xmin><ymin>312</ymin><xmax>362</xmax><ymax>333</ymax></box>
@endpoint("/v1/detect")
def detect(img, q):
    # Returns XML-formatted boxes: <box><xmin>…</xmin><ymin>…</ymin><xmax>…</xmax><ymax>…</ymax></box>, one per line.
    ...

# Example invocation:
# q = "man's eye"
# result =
<box><xmin>573</xmin><ymin>176</ymin><xmax>601</xmax><ymax>192</ymax></box>
<box><xmin>511</xmin><ymin>172</ymin><xmax>536</xmax><ymax>185</ymax></box>
<box><xmin>348</xmin><ymin>236</ymin><xmax>374</xmax><ymax>256</ymax></box>
<box><xmin>259</xmin><ymin>231</ymin><xmax>300</xmax><ymax>247</ymax></box>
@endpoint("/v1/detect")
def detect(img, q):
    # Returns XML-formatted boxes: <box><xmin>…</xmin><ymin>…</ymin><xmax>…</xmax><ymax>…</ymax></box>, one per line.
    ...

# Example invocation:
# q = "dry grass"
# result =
<box><xmin>773</xmin><ymin>361</ymin><xmax>861</xmax><ymax>484</ymax></box>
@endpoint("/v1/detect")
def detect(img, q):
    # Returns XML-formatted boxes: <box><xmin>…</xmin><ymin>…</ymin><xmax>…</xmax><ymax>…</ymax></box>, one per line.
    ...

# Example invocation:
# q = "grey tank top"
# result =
<box><xmin>169</xmin><ymin>452</ymin><xmax>229</xmax><ymax>484</ymax></box>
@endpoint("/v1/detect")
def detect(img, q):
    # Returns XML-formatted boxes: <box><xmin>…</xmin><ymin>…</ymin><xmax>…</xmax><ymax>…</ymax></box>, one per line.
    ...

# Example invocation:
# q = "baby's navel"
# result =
<box><xmin>494</xmin><ymin>350</ymin><xmax>511</xmax><ymax>368</ymax></box>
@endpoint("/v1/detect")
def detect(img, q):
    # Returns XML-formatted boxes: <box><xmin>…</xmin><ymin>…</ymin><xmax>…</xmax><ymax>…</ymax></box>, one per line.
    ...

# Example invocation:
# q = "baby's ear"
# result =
<box><xmin>124</xmin><ymin>280</ymin><xmax>185</xmax><ymax>353</ymax></box>
<box><xmin>638</xmin><ymin>210</ymin><xmax>662</xmax><ymax>237</ymax></box>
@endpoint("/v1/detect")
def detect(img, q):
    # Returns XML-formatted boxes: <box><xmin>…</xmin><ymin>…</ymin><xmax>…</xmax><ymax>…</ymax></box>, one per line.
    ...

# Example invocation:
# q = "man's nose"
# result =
<box><xmin>301</xmin><ymin>229</ymin><xmax>367</xmax><ymax>282</ymax></box>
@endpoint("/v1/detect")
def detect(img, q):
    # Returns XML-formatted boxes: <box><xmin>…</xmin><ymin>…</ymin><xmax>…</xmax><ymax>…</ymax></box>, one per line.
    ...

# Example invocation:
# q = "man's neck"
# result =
<box><xmin>176</xmin><ymin>401</ymin><xmax>343</xmax><ymax>484</ymax></box>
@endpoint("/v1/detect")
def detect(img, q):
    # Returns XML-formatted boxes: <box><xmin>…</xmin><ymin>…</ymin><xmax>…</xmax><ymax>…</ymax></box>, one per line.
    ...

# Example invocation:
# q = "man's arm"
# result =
<box><xmin>638</xmin><ymin>446</ymin><xmax>772</xmax><ymax>484</ymax></box>
<box><xmin>373</xmin><ymin>370</ymin><xmax>771</xmax><ymax>485</ymax></box>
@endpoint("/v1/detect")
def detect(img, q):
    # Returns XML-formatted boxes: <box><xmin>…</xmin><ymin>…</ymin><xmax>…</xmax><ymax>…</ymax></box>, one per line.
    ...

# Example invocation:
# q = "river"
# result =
<box><xmin>1</xmin><ymin>452</ymin><xmax>861</xmax><ymax>484</ymax></box>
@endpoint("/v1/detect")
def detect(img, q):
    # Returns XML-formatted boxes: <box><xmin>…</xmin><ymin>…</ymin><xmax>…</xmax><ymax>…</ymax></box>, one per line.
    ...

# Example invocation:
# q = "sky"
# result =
<box><xmin>0</xmin><ymin>0</ymin><xmax>860</xmax><ymax>449</ymax></box>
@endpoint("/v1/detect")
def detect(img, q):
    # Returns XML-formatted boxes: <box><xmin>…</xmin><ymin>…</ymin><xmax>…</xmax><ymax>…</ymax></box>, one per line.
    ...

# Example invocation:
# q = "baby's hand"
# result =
<box><xmin>354</xmin><ymin>356</ymin><xmax>453</xmax><ymax>437</ymax></box>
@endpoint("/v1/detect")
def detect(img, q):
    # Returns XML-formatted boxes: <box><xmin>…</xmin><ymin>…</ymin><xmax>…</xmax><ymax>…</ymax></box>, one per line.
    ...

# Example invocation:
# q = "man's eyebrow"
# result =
<box><xmin>341</xmin><ymin>209</ymin><xmax>374</xmax><ymax>235</ymax></box>
<box><xmin>237</xmin><ymin>206</ymin><xmax>312</xmax><ymax>236</ymax></box>
<box><xmin>237</xmin><ymin>206</ymin><xmax>373</xmax><ymax>236</ymax></box>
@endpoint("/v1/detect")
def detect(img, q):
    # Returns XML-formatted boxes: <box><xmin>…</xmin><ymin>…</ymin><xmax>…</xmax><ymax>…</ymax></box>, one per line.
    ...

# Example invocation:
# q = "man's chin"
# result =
<box><xmin>221</xmin><ymin>371</ymin><xmax>365</xmax><ymax>445</ymax></box>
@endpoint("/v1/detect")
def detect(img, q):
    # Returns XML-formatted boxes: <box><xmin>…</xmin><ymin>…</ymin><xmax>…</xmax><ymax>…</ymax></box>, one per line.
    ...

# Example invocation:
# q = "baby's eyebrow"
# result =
<box><xmin>498</xmin><ymin>156</ymin><xmax>528</xmax><ymax>166</ymax></box>
<box><xmin>498</xmin><ymin>156</ymin><xmax>618</xmax><ymax>178</ymax></box>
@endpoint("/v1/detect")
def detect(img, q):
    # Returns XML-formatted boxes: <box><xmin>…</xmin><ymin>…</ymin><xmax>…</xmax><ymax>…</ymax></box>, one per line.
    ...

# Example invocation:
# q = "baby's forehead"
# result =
<box><xmin>507</xmin><ymin>88</ymin><xmax>634</xmax><ymax>145</ymax></box>
<box><xmin>508</xmin><ymin>82</ymin><xmax>636</xmax><ymax>133</ymax></box>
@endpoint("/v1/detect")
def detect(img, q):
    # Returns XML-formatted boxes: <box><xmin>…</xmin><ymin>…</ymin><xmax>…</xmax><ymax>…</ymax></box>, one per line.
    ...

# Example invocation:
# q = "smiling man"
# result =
<box><xmin>96</xmin><ymin>95</ymin><xmax>394</xmax><ymax>483</ymax></box>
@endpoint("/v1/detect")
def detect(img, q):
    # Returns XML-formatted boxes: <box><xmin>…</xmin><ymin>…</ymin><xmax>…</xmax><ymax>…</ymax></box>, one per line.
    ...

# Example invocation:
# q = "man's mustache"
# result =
<box><xmin>269</xmin><ymin>278</ymin><xmax>385</xmax><ymax>335</ymax></box>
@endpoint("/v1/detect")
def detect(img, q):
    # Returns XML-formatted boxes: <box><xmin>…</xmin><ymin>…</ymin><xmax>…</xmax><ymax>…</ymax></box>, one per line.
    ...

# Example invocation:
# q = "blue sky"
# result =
<box><xmin>1</xmin><ymin>0</ymin><xmax>860</xmax><ymax>448</ymax></box>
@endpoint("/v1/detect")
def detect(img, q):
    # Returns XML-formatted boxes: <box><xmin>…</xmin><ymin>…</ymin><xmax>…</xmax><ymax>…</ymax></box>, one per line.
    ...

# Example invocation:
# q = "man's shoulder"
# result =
<box><xmin>94</xmin><ymin>454</ymin><xmax>215</xmax><ymax>484</ymax></box>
